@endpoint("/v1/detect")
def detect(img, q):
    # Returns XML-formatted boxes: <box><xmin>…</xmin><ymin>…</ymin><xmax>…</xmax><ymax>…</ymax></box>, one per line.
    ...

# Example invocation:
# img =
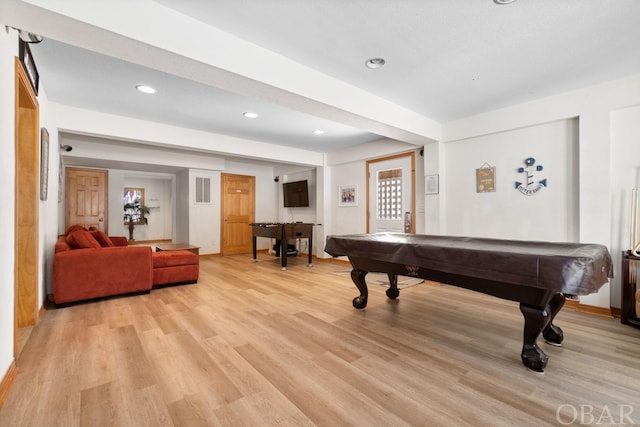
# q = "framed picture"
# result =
<box><xmin>40</xmin><ymin>128</ymin><xmax>49</xmax><ymax>201</ymax></box>
<box><xmin>124</xmin><ymin>187</ymin><xmax>145</xmax><ymax>224</ymax></box>
<box><xmin>19</xmin><ymin>40</ymin><xmax>39</xmax><ymax>95</ymax></box>
<box><xmin>476</xmin><ymin>163</ymin><xmax>496</xmax><ymax>193</ymax></box>
<box><xmin>58</xmin><ymin>155</ymin><xmax>64</xmax><ymax>203</ymax></box>
<box><xmin>425</xmin><ymin>174</ymin><xmax>439</xmax><ymax>195</ymax></box>
<box><xmin>338</xmin><ymin>184</ymin><xmax>358</xmax><ymax>206</ymax></box>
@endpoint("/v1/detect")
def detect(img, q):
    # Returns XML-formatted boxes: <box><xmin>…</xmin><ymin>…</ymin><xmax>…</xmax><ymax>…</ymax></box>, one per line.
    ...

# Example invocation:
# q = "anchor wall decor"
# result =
<box><xmin>515</xmin><ymin>157</ymin><xmax>547</xmax><ymax>196</ymax></box>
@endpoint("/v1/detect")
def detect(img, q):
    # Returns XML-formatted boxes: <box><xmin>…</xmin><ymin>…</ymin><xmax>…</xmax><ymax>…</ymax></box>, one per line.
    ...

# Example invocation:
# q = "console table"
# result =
<box><xmin>250</xmin><ymin>223</ymin><xmax>313</xmax><ymax>270</ymax></box>
<box><xmin>621</xmin><ymin>250</ymin><xmax>640</xmax><ymax>328</ymax></box>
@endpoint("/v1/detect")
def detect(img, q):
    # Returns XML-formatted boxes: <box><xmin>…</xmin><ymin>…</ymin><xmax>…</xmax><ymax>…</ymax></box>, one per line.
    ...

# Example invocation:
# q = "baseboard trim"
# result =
<box><xmin>564</xmin><ymin>299</ymin><xmax>580</xmax><ymax>310</ymax></box>
<box><xmin>611</xmin><ymin>307</ymin><xmax>621</xmax><ymax>319</ymax></box>
<box><xmin>321</xmin><ymin>257</ymin><xmax>351</xmax><ymax>265</ymax></box>
<box><xmin>0</xmin><ymin>359</ymin><xmax>18</xmax><ymax>409</ymax></box>
<box><xmin>575</xmin><ymin>304</ymin><xmax>614</xmax><ymax>317</ymax></box>
<box><xmin>564</xmin><ymin>299</ymin><xmax>613</xmax><ymax>317</ymax></box>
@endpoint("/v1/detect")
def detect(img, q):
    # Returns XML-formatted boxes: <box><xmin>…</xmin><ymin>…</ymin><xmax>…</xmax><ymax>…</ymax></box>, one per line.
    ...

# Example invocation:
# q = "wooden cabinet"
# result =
<box><xmin>621</xmin><ymin>250</ymin><xmax>640</xmax><ymax>328</ymax></box>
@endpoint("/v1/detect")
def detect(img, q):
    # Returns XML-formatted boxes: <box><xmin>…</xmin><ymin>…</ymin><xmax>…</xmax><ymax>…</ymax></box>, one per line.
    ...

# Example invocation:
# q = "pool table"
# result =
<box><xmin>324</xmin><ymin>233</ymin><xmax>613</xmax><ymax>373</ymax></box>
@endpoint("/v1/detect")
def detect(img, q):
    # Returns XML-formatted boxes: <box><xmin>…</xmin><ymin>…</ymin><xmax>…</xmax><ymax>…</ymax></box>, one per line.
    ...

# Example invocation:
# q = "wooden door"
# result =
<box><xmin>65</xmin><ymin>167</ymin><xmax>109</xmax><ymax>232</ymax></box>
<box><xmin>14</xmin><ymin>58</ymin><xmax>39</xmax><ymax>342</ymax></box>
<box><xmin>221</xmin><ymin>173</ymin><xmax>255</xmax><ymax>255</ymax></box>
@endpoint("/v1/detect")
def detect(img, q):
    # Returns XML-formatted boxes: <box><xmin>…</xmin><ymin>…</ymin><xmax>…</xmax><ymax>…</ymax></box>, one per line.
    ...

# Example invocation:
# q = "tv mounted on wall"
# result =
<box><xmin>283</xmin><ymin>180</ymin><xmax>309</xmax><ymax>207</ymax></box>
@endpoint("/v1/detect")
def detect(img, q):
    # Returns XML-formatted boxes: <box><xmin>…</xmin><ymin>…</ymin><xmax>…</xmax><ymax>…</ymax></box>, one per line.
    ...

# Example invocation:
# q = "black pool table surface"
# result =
<box><xmin>324</xmin><ymin>233</ymin><xmax>613</xmax><ymax>373</ymax></box>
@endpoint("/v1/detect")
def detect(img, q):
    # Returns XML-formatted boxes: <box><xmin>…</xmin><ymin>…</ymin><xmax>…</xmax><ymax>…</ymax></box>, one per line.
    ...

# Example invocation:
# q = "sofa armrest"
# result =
<box><xmin>53</xmin><ymin>246</ymin><xmax>153</xmax><ymax>304</ymax></box>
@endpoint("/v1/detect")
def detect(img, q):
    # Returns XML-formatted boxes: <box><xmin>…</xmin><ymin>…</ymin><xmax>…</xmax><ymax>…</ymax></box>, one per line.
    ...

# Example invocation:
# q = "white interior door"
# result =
<box><xmin>368</xmin><ymin>155</ymin><xmax>413</xmax><ymax>233</ymax></box>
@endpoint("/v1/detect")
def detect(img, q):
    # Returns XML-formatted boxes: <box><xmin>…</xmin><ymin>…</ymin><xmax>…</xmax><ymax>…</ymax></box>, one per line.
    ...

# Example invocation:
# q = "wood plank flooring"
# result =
<box><xmin>1</xmin><ymin>253</ymin><xmax>640</xmax><ymax>426</ymax></box>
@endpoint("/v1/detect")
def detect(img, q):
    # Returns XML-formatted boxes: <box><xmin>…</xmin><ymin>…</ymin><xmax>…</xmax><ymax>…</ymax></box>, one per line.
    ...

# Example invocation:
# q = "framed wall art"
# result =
<box><xmin>476</xmin><ymin>163</ymin><xmax>496</xmax><ymax>193</ymax></box>
<box><xmin>338</xmin><ymin>184</ymin><xmax>358</xmax><ymax>206</ymax></box>
<box><xmin>425</xmin><ymin>174</ymin><xmax>439</xmax><ymax>195</ymax></box>
<box><xmin>39</xmin><ymin>128</ymin><xmax>49</xmax><ymax>200</ymax></box>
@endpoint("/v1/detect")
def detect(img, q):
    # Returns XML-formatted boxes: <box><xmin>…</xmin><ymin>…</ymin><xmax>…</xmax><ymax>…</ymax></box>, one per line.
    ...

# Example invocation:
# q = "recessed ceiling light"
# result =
<box><xmin>135</xmin><ymin>85</ymin><xmax>156</xmax><ymax>94</ymax></box>
<box><xmin>312</xmin><ymin>130</ymin><xmax>325</xmax><ymax>135</ymax></box>
<box><xmin>365</xmin><ymin>57</ymin><xmax>386</xmax><ymax>69</ymax></box>
<box><xmin>493</xmin><ymin>0</ymin><xmax>516</xmax><ymax>4</ymax></box>
<box><xmin>243</xmin><ymin>111</ymin><xmax>258</xmax><ymax>118</ymax></box>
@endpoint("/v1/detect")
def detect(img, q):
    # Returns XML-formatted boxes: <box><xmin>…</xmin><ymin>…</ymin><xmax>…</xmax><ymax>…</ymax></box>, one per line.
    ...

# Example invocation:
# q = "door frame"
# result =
<box><xmin>14</xmin><ymin>57</ymin><xmax>40</xmax><ymax>357</ymax></box>
<box><xmin>366</xmin><ymin>151</ymin><xmax>416</xmax><ymax>234</ymax></box>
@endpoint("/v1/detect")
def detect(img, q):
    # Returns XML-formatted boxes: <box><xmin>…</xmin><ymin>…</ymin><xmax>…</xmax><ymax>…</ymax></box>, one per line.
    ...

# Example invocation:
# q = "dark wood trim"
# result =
<box><xmin>14</xmin><ymin>57</ymin><xmax>40</xmax><ymax>358</ymax></box>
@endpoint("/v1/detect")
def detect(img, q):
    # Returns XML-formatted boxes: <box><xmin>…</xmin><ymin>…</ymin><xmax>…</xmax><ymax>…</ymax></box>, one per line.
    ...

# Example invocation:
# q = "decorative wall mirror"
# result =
<box><xmin>123</xmin><ymin>187</ymin><xmax>145</xmax><ymax>224</ymax></box>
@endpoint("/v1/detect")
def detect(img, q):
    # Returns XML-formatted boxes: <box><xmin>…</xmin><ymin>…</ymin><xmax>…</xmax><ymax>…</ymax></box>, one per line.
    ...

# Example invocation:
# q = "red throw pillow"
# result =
<box><xmin>65</xmin><ymin>224</ymin><xmax>87</xmax><ymax>235</ymax></box>
<box><xmin>66</xmin><ymin>230</ymin><xmax>102</xmax><ymax>249</ymax></box>
<box><xmin>91</xmin><ymin>229</ymin><xmax>115</xmax><ymax>247</ymax></box>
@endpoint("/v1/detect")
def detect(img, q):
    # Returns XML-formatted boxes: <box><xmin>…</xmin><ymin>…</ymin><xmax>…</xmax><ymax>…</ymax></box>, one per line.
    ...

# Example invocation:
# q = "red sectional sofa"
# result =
<box><xmin>53</xmin><ymin>226</ymin><xmax>199</xmax><ymax>306</ymax></box>
<box><xmin>152</xmin><ymin>250</ymin><xmax>199</xmax><ymax>287</ymax></box>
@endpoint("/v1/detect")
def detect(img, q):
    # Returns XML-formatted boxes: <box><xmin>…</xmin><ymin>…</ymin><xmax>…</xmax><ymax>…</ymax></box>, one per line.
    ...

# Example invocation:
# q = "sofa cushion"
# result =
<box><xmin>55</xmin><ymin>237</ymin><xmax>72</xmax><ymax>253</ymax></box>
<box><xmin>109</xmin><ymin>236</ymin><xmax>129</xmax><ymax>247</ymax></box>
<box><xmin>66</xmin><ymin>230</ymin><xmax>102</xmax><ymax>249</ymax></box>
<box><xmin>152</xmin><ymin>250</ymin><xmax>199</xmax><ymax>268</ymax></box>
<box><xmin>91</xmin><ymin>229</ymin><xmax>115</xmax><ymax>247</ymax></box>
<box><xmin>65</xmin><ymin>224</ymin><xmax>87</xmax><ymax>234</ymax></box>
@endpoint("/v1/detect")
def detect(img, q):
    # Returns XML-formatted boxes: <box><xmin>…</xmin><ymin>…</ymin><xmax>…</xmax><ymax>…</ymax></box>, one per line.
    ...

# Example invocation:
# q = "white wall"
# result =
<box><xmin>0</xmin><ymin>26</ymin><xmax>18</xmax><ymax>382</ymax></box>
<box><xmin>423</xmin><ymin>142</ymin><xmax>444</xmax><ymax>235</ymax></box>
<box><xmin>443</xmin><ymin>119</ymin><xmax>579</xmax><ymax>241</ymax></box>
<box><xmin>107</xmin><ymin>170</ymin><xmax>126</xmax><ymax>235</ymax></box>
<box><xmin>188</xmin><ymin>169</ymin><xmax>220</xmax><ymax>254</ymax></box>
<box><xmin>441</xmin><ymin>74</ymin><xmax>640</xmax><ymax>308</ymax></box>
<box><xmin>39</xmin><ymin>87</ymin><xmax>61</xmax><ymax>299</ymax></box>
<box><xmin>330</xmin><ymin>160</ymin><xmax>368</xmax><ymax>236</ymax></box>
<box><xmin>175</xmin><ymin>170</ymin><xmax>190</xmax><ymax>244</ymax></box>
<box><xmin>610</xmin><ymin>105</ymin><xmax>640</xmax><ymax>307</ymax></box>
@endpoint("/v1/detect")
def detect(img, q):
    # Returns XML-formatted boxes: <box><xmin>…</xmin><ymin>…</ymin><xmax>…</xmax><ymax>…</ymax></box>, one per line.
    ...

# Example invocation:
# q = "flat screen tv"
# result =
<box><xmin>283</xmin><ymin>180</ymin><xmax>309</xmax><ymax>207</ymax></box>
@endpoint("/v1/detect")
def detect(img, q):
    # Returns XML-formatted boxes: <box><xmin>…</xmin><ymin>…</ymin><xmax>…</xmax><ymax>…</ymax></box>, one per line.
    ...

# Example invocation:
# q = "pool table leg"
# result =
<box><xmin>542</xmin><ymin>293</ymin><xmax>565</xmax><ymax>346</ymax></box>
<box><xmin>519</xmin><ymin>303</ymin><xmax>549</xmax><ymax>373</ymax></box>
<box><xmin>350</xmin><ymin>269</ymin><xmax>368</xmax><ymax>309</ymax></box>
<box><xmin>385</xmin><ymin>274</ymin><xmax>400</xmax><ymax>299</ymax></box>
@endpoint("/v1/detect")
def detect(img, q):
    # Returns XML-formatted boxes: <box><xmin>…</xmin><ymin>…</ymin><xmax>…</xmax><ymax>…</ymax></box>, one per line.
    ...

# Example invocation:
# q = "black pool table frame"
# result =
<box><xmin>347</xmin><ymin>256</ymin><xmax>565</xmax><ymax>373</ymax></box>
<box><xmin>325</xmin><ymin>233</ymin><xmax>613</xmax><ymax>373</ymax></box>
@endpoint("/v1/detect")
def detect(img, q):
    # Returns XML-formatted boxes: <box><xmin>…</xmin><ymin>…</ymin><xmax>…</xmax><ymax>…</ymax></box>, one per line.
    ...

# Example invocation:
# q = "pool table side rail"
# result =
<box><xmin>324</xmin><ymin>233</ymin><xmax>613</xmax><ymax>296</ymax></box>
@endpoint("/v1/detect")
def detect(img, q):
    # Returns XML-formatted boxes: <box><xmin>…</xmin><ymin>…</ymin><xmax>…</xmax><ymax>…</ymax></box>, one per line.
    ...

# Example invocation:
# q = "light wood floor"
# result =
<box><xmin>2</xmin><ymin>254</ymin><xmax>640</xmax><ymax>426</ymax></box>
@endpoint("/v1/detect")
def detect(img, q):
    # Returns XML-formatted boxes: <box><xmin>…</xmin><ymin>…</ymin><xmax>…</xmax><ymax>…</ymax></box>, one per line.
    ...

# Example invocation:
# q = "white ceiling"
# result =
<box><xmin>8</xmin><ymin>0</ymin><xmax>640</xmax><ymax>156</ymax></box>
